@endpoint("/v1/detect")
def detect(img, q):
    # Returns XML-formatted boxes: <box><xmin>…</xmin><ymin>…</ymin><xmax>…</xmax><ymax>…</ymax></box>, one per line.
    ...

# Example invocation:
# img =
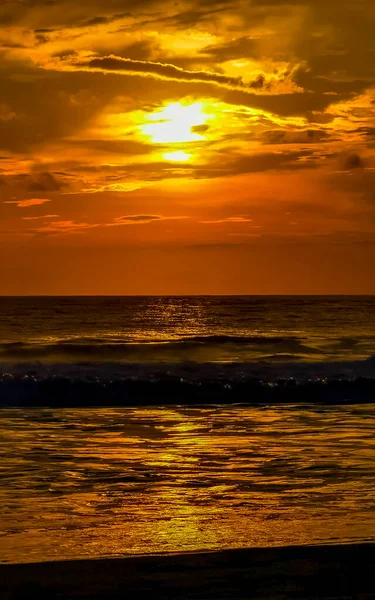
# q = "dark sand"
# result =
<box><xmin>1</xmin><ymin>543</ymin><xmax>374</xmax><ymax>599</ymax></box>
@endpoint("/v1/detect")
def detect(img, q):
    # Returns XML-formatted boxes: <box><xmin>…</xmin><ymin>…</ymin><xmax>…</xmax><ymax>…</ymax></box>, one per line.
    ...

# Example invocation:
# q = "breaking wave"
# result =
<box><xmin>1</xmin><ymin>357</ymin><xmax>375</xmax><ymax>407</ymax></box>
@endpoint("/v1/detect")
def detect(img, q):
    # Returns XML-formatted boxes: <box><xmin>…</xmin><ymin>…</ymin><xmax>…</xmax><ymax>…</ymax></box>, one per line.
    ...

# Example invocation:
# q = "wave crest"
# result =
<box><xmin>1</xmin><ymin>359</ymin><xmax>375</xmax><ymax>406</ymax></box>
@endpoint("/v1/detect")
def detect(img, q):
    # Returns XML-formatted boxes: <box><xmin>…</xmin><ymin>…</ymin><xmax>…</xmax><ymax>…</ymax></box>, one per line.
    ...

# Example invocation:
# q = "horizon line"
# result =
<box><xmin>0</xmin><ymin>294</ymin><xmax>374</xmax><ymax>298</ymax></box>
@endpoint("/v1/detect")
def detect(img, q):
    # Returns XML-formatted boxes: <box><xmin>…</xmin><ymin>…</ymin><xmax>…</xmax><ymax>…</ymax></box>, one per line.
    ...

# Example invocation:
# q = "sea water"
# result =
<box><xmin>0</xmin><ymin>296</ymin><xmax>374</xmax><ymax>562</ymax></box>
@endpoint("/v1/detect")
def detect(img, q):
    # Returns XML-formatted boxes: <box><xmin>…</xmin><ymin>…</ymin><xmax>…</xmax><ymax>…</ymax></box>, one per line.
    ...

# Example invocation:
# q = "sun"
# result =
<box><xmin>163</xmin><ymin>151</ymin><xmax>192</xmax><ymax>162</ymax></box>
<box><xmin>141</xmin><ymin>101</ymin><xmax>209</xmax><ymax>144</ymax></box>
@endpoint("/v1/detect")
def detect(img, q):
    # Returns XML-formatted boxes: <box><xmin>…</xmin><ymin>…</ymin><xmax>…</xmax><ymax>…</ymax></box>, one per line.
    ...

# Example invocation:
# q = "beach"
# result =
<box><xmin>1</xmin><ymin>543</ymin><xmax>374</xmax><ymax>599</ymax></box>
<box><xmin>1</xmin><ymin>298</ymin><xmax>374</xmax><ymax>595</ymax></box>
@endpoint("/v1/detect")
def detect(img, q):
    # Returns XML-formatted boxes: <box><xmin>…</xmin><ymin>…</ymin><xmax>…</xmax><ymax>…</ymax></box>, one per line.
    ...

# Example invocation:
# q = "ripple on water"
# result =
<box><xmin>0</xmin><ymin>404</ymin><xmax>374</xmax><ymax>563</ymax></box>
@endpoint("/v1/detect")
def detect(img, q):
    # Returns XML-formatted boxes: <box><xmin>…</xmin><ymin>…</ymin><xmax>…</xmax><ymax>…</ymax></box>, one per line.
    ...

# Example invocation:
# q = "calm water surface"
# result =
<box><xmin>0</xmin><ymin>405</ymin><xmax>374</xmax><ymax>563</ymax></box>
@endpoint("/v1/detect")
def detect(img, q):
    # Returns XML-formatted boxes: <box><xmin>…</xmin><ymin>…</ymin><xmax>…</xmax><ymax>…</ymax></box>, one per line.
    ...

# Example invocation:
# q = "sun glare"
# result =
<box><xmin>163</xmin><ymin>151</ymin><xmax>192</xmax><ymax>162</ymax></box>
<box><xmin>141</xmin><ymin>102</ymin><xmax>209</xmax><ymax>143</ymax></box>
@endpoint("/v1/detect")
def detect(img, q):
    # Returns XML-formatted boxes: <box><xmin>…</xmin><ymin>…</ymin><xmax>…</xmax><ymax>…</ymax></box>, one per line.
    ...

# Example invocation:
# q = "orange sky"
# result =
<box><xmin>0</xmin><ymin>0</ymin><xmax>374</xmax><ymax>294</ymax></box>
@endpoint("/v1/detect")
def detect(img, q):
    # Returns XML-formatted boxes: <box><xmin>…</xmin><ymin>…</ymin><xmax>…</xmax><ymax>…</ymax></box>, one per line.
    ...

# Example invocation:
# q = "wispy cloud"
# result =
<box><xmin>113</xmin><ymin>214</ymin><xmax>188</xmax><ymax>224</ymax></box>
<box><xmin>51</xmin><ymin>53</ymin><xmax>303</xmax><ymax>95</ymax></box>
<box><xmin>31</xmin><ymin>220</ymin><xmax>100</xmax><ymax>234</ymax></box>
<box><xmin>22</xmin><ymin>214</ymin><xmax>60</xmax><ymax>220</ymax></box>
<box><xmin>114</xmin><ymin>214</ymin><xmax>164</xmax><ymax>224</ymax></box>
<box><xmin>29</xmin><ymin>214</ymin><xmax>189</xmax><ymax>236</ymax></box>
<box><xmin>200</xmin><ymin>216</ymin><xmax>253</xmax><ymax>224</ymax></box>
<box><xmin>4</xmin><ymin>198</ymin><xmax>51</xmax><ymax>208</ymax></box>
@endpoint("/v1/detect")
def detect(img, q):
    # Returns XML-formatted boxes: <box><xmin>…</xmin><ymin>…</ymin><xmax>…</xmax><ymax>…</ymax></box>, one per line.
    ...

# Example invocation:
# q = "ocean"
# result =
<box><xmin>1</xmin><ymin>295</ymin><xmax>375</xmax><ymax>405</ymax></box>
<box><xmin>0</xmin><ymin>296</ymin><xmax>374</xmax><ymax>563</ymax></box>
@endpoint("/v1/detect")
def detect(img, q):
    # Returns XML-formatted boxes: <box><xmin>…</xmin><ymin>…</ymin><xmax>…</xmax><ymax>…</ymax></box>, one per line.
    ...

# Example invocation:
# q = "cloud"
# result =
<box><xmin>64</xmin><ymin>148</ymin><xmax>322</xmax><ymax>191</ymax></box>
<box><xmin>201</xmin><ymin>216</ymin><xmax>253</xmax><ymax>224</ymax></box>
<box><xmin>0</xmin><ymin>104</ymin><xmax>17</xmax><ymax>122</ymax></box>
<box><xmin>27</xmin><ymin>173</ymin><xmax>63</xmax><ymax>192</ymax></box>
<box><xmin>30</xmin><ymin>220</ymin><xmax>100</xmax><ymax>235</ymax></box>
<box><xmin>260</xmin><ymin>129</ymin><xmax>330</xmax><ymax>145</ymax></box>
<box><xmin>0</xmin><ymin>0</ymin><xmax>374</xmax><ymax>259</ymax></box>
<box><xmin>0</xmin><ymin>71</ymin><xmax>120</xmax><ymax>152</ymax></box>
<box><xmin>25</xmin><ymin>213</ymin><xmax>189</xmax><ymax>236</ymax></box>
<box><xmin>113</xmin><ymin>214</ymin><xmax>188</xmax><ymax>224</ymax></box>
<box><xmin>22</xmin><ymin>214</ymin><xmax>59</xmax><ymax>220</ymax></box>
<box><xmin>66</xmin><ymin>139</ymin><xmax>153</xmax><ymax>155</ymax></box>
<box><xmin>55</xmin><ymin>53</ymin><xmax>302</xmax><ymax>95</ymax></box>
<box><xmin>78</xmin><ymin>13</ymin><xmax>131</xmax><ymax>28</ymax></box>
<box><xmin>340</xmin><ymin>152</ymin><xmax>363</xmax><ymax>171</ymax></box>
<box><xmin>202</xmin><ymin>36</ymin><xmax>258</xmax><ymax>62</ymax></box>
<box><xmin>4</xmin><ymin>198</ymin><xmax>51</xmax><ymax>208</ymax></box>
<box><xmin>188</xmin><ymin>149</ymin><xmax>321</xmax><ymax>180</ymax></box>
<box><xmin>0</xmin><ymin>172</ymin><xmax>66</xmax><ymax>193</ymax></box>
<box><xmin>114</xmin><ymin>214</ymin><xmax>164</xmax><ymax>223</ymax></box>
<box><xmin>107</xmin><ymin>40</ymin><xmax>157</xmax><ymax>62</ymax></box>
<box><xmin>35</xmin><ymin>10</ymin><xmax>132</xmax><ymax>31</ymax></box>
<box><xmin>3</xmin><ymin>173</ymin><xmax>62</xmax><ymax>192</ymax></box>
<box><xmin>80</xmin><ymin>182</ymin><xmax>148</xmax><ymax>194</ymax></box>
<box><xmin>328</xmin><ymin>166</ymin><xmax>375</xmax><ymax>207</ymax></box>
<box><xmin>0</xmin><ymin>13</ymin><xmax>15</xmax><ymax>26</ymax></box>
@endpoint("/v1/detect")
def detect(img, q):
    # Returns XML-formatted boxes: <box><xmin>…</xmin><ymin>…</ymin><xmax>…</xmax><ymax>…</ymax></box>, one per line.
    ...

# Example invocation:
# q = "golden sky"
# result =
<box><xmin>0</xmin><ymin>0</ymin><xmax>374</xmax><ymax>294</ymax></box>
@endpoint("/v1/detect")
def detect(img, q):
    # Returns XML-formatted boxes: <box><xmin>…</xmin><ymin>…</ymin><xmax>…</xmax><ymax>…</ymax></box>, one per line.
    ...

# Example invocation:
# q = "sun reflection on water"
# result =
<box><xmin>0</xmin><ymin>405</ymin><xmax>374</xmax><ymax>563</ymax></box>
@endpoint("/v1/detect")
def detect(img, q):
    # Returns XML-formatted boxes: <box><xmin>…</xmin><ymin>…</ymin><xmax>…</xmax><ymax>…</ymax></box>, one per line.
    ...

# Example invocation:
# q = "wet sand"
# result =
<box><xmin>1</xmin><ymin>543</ymin><xmax>374</xmax><ymax>599</ymax></box>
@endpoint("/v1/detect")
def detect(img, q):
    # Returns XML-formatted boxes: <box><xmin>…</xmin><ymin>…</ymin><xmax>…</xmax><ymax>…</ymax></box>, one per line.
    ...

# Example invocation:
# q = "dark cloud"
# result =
<box><xmin>83</xmin><ymin>16</ymin><xmax>115</xmax><ymax>27</ymax></box>
<box><xmin>0</xmin><ymin>42</ymin><xmax>27</xmax><ymax>49</ymax></box>
<box><xmin>190</xmin><ymin>150</ymin><xmax>320</xmax><ymax>179</ymax></box>
<box><xmin>51</xmin><ymin>49</ymin><xmax>79</xmax><ymax>59</ymax></box>
<box><xmin>201</xmin><ymin>1</ymin><xmax>375</xmax><ymax>101</ymax></box>
<box><xmin>72</xmin><ymin>54</ymin><xmax>267</xmax><ymax>94</ymax></box>
<box><xmin>340</xmin><ymin>153</ymin><xmax>363</xmax><ymax>171</ymax></box>
<box><xmin>191</xmin><ymin>124</ymin><xmax>210</xmax><ymax>134</ymax></box>
<box><xmin>328</xmin><ymin>168</ymin><xmax>375</xmax><ymax>207</ymax></box>
<box><xmin>202</xmin><ymin>36</ymin><xmax>258</xmax><ymax>61</ymax></box>
<box><xmin>261</xmin><ymin>129</ymin><xmax>330</xmax><ymax>144</ymax></box>
<box><xmin>65</xmin><ymin>139</ymin><xmax>154</xmax><ymax>155</ymax></box>
<box><xmin>354</xmin><ymin>127</ymin><xmax>375</xmax><ymax>141</ymax></box>
<box><xmin>146</xmin><ymin>5</ymin><xmax>229</xmax><ymax>28</ymax></box>
<box><xmin>35</xmin><ymin>34</ymin><xmax>50</xmax><ymax>45</ymax></box>
<box><xmin>0</xmin><ymin>69</ymin><xmax>120</xmax><ymax>152</ymax></box>
<box><xmin>0</xmin><ymin>1</ymin><xmax>156</xmax><ymax>28</ymax></box>
<box><xmin>293</xmin><ymin>68</ymin><xmax>371</xmax><ymax>98</ymax></box>
<box><xmin>115</xmin><ymin>3</ymin><xmax>230</xmax><ymax>32</ymax></box>
<box><xmin>100</xmin><ymin>149</ymin><xmax>322</xmax><ymax>184</ymax></box>
<box><xmin>28</xmin><ymin>172</ymin><xmax>63</xmax><ymax>191</ymax></box>
<box><xmin>0</xmin><ymin>13</ymin><xmax>14</xmax><ymax>26</ymax></box>
<box><xmin>222</xmin><ymin>89</ymin><xmax>347</xmax><ymax>118</ymax></box>
<box><xmin>105</xmin><ymin>40</ymin><xmax>156</xmax><ymax>61</ymax></box>
<box><xmin>76</xmin><ymin>12</ymin><xmax>132</xmax><ymax>29</ymax></box>
<box><xmin>0</xmin><ymin>172</ymin><xmax>65</xmax><ymax>192</ymax></box>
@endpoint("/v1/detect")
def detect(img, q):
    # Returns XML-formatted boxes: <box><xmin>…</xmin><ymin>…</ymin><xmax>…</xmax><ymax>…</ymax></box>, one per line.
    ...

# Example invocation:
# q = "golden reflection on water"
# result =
<box><xmin>0</xmin><ymin>405</ymin><xmax>375</xmax><ymax>563</ymax></box>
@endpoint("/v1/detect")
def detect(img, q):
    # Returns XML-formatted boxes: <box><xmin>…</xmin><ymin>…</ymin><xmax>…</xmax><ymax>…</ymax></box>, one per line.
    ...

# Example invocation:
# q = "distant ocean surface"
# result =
<box><xmin>1</xmin><ymin>297</ymin><xmax>375</xmax><ymax>563</ymax></box>
<box><xmin>0</xmin><ymin>296</ymin><xmax>375</xmax><ymax>405</ymax></box>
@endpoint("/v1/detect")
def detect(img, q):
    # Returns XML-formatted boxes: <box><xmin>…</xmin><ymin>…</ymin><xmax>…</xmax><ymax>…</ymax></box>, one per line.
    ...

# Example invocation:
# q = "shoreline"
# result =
<box><xmin>1</xmin><ymin>542</ymin><xmax>374</xmax><ymax>599</ymax></box>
